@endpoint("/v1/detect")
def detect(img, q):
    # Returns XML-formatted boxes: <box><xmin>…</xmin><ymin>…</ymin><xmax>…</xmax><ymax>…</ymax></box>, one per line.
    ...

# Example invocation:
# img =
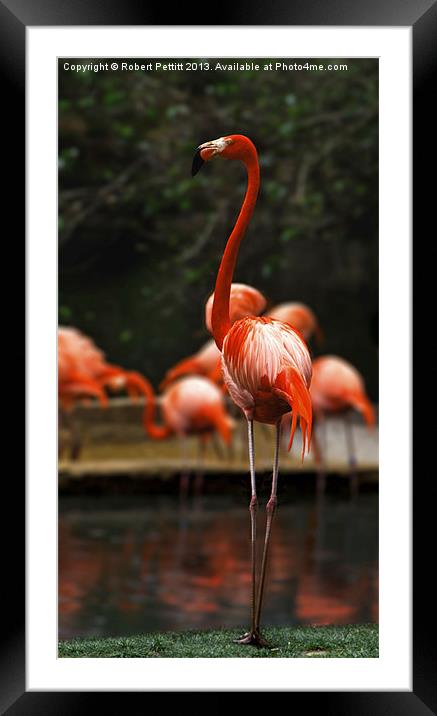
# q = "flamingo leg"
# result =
<box><xmin>253</xmin><ymin>420</ymin><xmax>281</xmax><ymax>639</ymax></box>
<box><xmin>235</xmin><ymin>418</ymin><xmax>263</xmax><ymax>646</ymax></box>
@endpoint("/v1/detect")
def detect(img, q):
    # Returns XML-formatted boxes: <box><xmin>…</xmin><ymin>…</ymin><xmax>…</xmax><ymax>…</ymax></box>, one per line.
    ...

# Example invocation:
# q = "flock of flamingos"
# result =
<box><xmin>58</xmin><ymin>134</ymin><xmax>376</xmax><ymax>647</ymax></box>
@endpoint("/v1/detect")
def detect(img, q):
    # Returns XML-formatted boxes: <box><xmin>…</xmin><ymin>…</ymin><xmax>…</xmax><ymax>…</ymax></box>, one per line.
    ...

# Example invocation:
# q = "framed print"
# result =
<box><xmin>4</xmin><ymin>0</ymin><xmax>434</xmax><ymax>710</ymax></box>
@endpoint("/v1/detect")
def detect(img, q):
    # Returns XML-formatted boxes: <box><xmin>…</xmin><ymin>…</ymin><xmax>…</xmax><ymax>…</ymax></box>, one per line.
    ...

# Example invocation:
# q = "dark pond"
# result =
<box><xmin>59</xmin><ymin>492</ymin><xmax>378</xmax><ymax>640</ymax></box>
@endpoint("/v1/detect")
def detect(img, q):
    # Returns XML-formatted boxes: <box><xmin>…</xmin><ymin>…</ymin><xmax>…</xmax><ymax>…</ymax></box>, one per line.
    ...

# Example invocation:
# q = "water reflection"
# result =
<box><xmin>59</xmin><ymin>494</ymin><xmax>378</xmax><ymax>639</ymax></box>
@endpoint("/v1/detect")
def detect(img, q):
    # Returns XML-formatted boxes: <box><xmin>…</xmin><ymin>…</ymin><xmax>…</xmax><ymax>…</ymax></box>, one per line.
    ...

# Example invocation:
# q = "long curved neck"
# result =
<box><xmin>211</xmin><ymin>148</ymin><xmax>260</xmax><ymax>351</ymax></box>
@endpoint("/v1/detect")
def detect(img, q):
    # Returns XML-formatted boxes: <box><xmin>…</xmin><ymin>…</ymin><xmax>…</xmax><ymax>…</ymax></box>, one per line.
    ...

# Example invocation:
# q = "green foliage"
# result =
<box><xmin>58</xmin><ymin>59</ymin><xmax>378</xmax><ymax>394</ymax></box>
<box><xmin>58</xmin><ymin>624</ymin><xmax>378</xmax><ymax>658</ymax></box>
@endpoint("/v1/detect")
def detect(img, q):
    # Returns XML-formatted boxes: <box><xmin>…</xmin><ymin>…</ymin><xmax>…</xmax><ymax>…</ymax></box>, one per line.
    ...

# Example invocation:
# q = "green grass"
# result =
<box><xmin>58</xmin><ymin>624</ymin><xmax>378</xmax><ymax>658</ymax></box>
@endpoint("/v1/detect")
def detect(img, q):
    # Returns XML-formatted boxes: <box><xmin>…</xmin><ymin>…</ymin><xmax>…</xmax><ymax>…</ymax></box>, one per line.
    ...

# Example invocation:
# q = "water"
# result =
<box><xmin>59</xmin><ymin>493</ymin><xmax>378</xmax><ymax>640</ymax></box>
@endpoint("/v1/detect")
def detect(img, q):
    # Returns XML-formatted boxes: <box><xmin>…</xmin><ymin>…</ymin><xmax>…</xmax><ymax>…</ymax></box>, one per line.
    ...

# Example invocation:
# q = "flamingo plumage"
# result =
<box><xmin>58</xmin><ymin>327</ymin><xmax>107</xmax><ymax>408</ymax></box>
<box><xmin>192</xmin><ymin>134</ymin><xmax>312</xmax><ymax>646</ymax></box>
<box><xmin>267</xmin><ymin>303</ymin><xmax>322</xmax><ymax>452</ymax></box>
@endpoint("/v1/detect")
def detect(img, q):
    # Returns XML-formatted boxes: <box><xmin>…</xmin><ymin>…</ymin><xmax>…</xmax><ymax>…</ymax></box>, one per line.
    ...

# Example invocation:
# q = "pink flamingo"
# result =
<box><xmin>310</xmin><ymin>355</ymin><xmax>375</xmax><ymax>496</ymax></box>
<box><xmin>58</xmin><ymin>327</ymin><xmax>108</xmax><ymax>409</ymax></box>
<box><xmin>59</xmin><ymin>327</ymin><xmax>150</xmax><ymax>400</ymax></box>
<box><xmin>192</xmin><ymin>134</ymin><xmax>312</xmax><ymax>646</ymax></box>
<box><xmin>58</xmin><ymin>327</ymin><xmax>151</xmax><ymax>458</ymax></box>
<box><xmin>143</xmin><ymin>375</ymin><xmax>235</xmax><ymax>494</ymax></box>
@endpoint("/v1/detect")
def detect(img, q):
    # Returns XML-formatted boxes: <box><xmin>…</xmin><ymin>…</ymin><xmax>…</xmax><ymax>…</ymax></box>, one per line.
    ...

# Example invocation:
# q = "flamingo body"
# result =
<box><xmin>145</xmin><ymin>375</ymin><xmax>234</xmax><ymax>445</ymax></box>
<box><xmin>222</xmin><ymin>317</ymin><xmax>312</xmax><ymax>449</ymax></box>
<box><xmin>161</xmin><ymin>376</ymin><xmax>233</xmax><ymax>442</ymax></box>
<box><xmin>58</xmin><ymin>327</ymin><xmax>104</xmax><ymax>380</ymax></box>
<box><xmin>58</xmin><ymin>327</ymin><xmax>108</xmax><ymax>407</ymax></box>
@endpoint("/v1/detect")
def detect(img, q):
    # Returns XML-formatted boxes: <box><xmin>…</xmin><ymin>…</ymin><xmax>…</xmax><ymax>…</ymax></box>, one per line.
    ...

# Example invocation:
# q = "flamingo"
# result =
<box><xmin>58</xmin><ymin>327</ymin><xmax>151</xmax><ymax>458</ymax></box>
<box><xmin>142</xmin><ymin>375</ymin><xmax>235</xmax><ymax>494</ymax></box>
<box><xmin>192</xmin><ymin>134</ymin><xmax>312</xmax><ymax>646</ymax></box>
<box><xmin>58</xmin><ymin>327</ymin><xmax>111</xmax><ymax>459</ymax></box>
<box><xmin>58</xmin><ymin>327</ymin><xmax>108</xmax><ymax>409</ymax></box>
<box><xmin>310</xmin><ymin>355</ymin><xmax>375</xmax><ymax>495</ymax></box>
<box><xmin>267</xmin><ymin>302</ymin><xmax>323</xmax><ymax>344</ymax></box>
<box><xmin>59</xmin><ymin>327</ymin><xmax>151</xmax><ymax>400</ymax></box>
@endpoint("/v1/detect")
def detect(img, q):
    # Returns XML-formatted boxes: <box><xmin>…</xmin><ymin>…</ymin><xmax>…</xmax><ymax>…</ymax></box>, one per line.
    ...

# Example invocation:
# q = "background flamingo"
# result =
<box><xmin>58</xmin><ymin>326</ymin><xmax>151</xmax><ymax>459</ymax></box>
<box><xmin>143</xmin><ymin>375</ymin><xmax>235</xmax><ymax>496</ymax></box>
<box><xmin>193</xmin><ymin>133</ymin><xmax>313</xmax><ymax>647</ymax></box>
<box><xmin>58</xmin><ymin>327</ymin><xmax>108</xmax><ymax>409</ymax></box>
<box><xmin>310</xmin><ymin>355</ymin><xmax>375</xmax><ymax>496</ymax></box>
<box><xmin>59</xmin><ymin>326</ymin><xmax>152</xmax><ymax>400</ymax></box>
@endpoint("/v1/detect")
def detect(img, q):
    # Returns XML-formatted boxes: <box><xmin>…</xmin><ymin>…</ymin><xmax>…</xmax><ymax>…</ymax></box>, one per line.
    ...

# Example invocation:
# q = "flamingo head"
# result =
<box><xmin>192</xmin><ymin>135</ymin><xmax>256</xmax><ymax>175</ymax></box>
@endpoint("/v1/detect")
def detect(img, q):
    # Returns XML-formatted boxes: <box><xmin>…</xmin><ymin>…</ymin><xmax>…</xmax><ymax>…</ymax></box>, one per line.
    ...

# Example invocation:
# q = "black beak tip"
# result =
<box><xmin>191</xmin><ymin>149</ymin><xmax>204</xmax><ymax>177</ymax></box>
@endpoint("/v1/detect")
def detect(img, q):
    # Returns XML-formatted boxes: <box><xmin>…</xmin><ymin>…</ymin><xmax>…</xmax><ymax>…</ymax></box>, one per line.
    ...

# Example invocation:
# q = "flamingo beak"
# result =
<box><xmin>191</xmin><ymin>147</ymin><xmax>204</xmax><ymax>176</ymax></box>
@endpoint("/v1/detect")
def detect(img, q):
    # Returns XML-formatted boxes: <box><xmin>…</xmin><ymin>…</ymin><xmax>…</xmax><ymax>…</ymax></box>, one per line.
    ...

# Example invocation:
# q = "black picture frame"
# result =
<box><xmin>7</xmin><ymin>0</ymin><xmax>434</xmax><ymax>711</ymax></box>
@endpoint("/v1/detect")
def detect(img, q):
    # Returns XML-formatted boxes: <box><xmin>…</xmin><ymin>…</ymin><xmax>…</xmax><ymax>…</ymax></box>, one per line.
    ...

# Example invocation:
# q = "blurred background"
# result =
<box><xmin>58</xmin><ymin>58</ymin><xmax>379</xmax><ymax>642</ymax></box>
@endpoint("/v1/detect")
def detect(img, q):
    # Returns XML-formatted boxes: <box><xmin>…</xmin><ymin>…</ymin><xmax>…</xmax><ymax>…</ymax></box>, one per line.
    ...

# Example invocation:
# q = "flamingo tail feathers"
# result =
<box><xmin>273</xmin><ymin>367</ymin><xmax>313</xmax><ymax>460</ymax></box>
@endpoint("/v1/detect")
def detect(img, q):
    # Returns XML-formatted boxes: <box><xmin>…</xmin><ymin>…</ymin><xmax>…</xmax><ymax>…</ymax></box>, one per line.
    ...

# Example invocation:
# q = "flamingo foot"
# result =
<box><xmin>234</xmin><ymin>630</ymin><xmax>270</xmax><ymax>648</ymax></box>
